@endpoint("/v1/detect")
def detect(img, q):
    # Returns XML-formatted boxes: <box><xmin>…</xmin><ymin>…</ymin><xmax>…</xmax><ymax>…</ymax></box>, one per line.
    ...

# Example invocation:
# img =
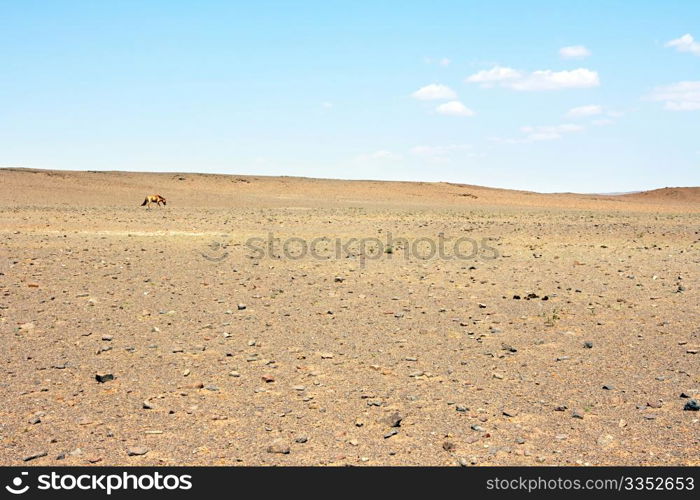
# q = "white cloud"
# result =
<box><xmin>465</xmin><ymin>66</ymin><xmax>522</xmax><ymax>85</ymax></box>
<box><xmin>411</xmin><ymin>84</ymin><xmax>457</xmax><ymax>100</ymax></box>
<box><xmin>648</xmin><ymin>81</ymin><xmax>700</xmax><ymax>111</ymax></box>
<box><xmin>526</xmin><ymin>132</ymin><xmax>561</xmax><ymax>142</ymax></box>
<box><xmin>665</xmin><ymin>34</ymin><xmax>700</xmax><ymax>56</ymax></box>
<box><xmin>522</xmin><ymin>124</ymin><xmax>584</xmax><ymax>135</ymax></box>
<box><xmin>559</xmin><ymin>45</ymin><xmax>592</xmax><ymax>59</ymax></box>
<box><xmin>541</xmin><ymin>124</ymin><xmax>583</xmax><ymax>133</ymax></box>
<box><xmin>424</xmin><ymin>57</ymin><xmax>452</xmax><ymax>66</ymax></box>
<box><xmin>321</xmin><ymin>101</ymin><xmax>333</xmax><ymax>109</ymax></box>
<box><xmin>410</xmin><ymin>144</ymin><xmax>472</xmax><ymax>156</ymax></box>
<box><xmin>466</xmin><ymin>66</ymin><xmax>600</xmax><ymax>91</ymax></box>
<box><xmin>509</xmin><ymin>69</ymin><xmax>600</xmax><ymax>91</ymax></box>
<box><xmin>667</xmin><ymin>101</ymin><xmax>700</xmax><ymax>111</ymax></box>
<box><xmin>410</xmin><ymin>146</ymin><xmax>435</xmax><ymax>155</ymax></box>
<box><xmin>571</xmin><ymin>107</ymin><xmax>622</xmax><ymax>125</ymax></box>
<box><xmin>566</xmin><ymin>104</ymin><xmax>603</xmax><ymax>118</ymax></box>
<box><xmin>495</xmin><ymin>123</ymin><xmax>584</xmax><ymax>143</ymax></box>
<box><xmin>435</xmin><ymin>101</ymin><xmax>475</xmax><ymax>116</ymax></box>
<box><xmin>358</xmin><ymin>150</ymin><xmax>403</xmax><ymax>161</ymax></box>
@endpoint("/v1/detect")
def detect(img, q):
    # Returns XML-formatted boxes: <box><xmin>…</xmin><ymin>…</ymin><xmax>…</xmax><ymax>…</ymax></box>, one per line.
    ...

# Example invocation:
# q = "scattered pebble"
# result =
<box><xmin>384</xmin><ymin>412</ymin><xmax>403</xmax><ymax>428</ymax></box>
<box><xmin>127</xmin><ymin>447</ymin><xmax>149</xmax><ymax>456</ymax></box>
<box><xmin>266</xmin><ymin>440</ymin><xmax>290</xmax><ymax>454</ymax></box>
<box><xmin>383</xmin><ymin>429</ymin><xmax>398</xmax><ymax>439</ymax></box>
<box><xmin>683</xmin><ymin>399</ymin><xmax>699</xmax><ymax>411</ymax></box>
<box><xmin>23</xmin><ymin>451</ymin><xmax>48</xmax><ymax>462</ymax></box>
<box><xmin>95</xmin><ymin>373</ymin><xmax>114</xmax><ymax>383</ymax></box>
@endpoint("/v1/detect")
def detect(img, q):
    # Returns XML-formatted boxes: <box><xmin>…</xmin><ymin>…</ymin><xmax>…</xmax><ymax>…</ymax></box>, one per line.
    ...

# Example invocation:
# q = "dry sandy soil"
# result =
<box><xmin>1</xmin><ymin>168</ymin><xmax>698</xmax><ymax>466</ymax></box>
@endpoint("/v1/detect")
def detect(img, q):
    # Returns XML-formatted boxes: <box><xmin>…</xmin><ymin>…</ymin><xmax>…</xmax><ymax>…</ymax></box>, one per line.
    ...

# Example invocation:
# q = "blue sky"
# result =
<box><xmin>1</xmin><ymin>1</ymin><xmax>698</xmax><ymax>192</ymax></box>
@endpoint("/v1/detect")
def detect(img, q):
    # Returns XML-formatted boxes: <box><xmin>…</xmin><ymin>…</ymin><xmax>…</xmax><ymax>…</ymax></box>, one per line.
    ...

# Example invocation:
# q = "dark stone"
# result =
<box><xmin>384</xmin><ymin>412</ymin><xmax>403</xmax><ymax>428</ymax></box>
<box><xmin>683</xmin><ymin>399</ymin><xmax>700</xmax><ymax>411</ymax></box>
<box><xmin>267</xmin><ymin>440</ymin><xmax>290</xmax><ymax>454</ymax></box>
<box><xmin>23</xmin><ymin>451</ymin><xmax>48</xmax><ymax>462</ymax></box>
<box><xmin>95</xmin><ymin>373</ymin><xmax>114</xmax><ymax>383</ymax></box>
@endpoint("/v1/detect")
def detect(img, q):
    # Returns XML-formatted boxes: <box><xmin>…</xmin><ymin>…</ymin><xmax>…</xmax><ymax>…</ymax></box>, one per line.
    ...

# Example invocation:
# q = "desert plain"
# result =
<box><xmin>0</xmin><ymin>167</ymin><xmax>698</xmax><ymax>466</ymax></box>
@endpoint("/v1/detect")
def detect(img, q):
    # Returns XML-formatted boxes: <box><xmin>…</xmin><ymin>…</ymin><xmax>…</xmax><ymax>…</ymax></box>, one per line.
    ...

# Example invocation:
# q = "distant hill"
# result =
<box><xmin>620</xmin><ymin>187</ymin><xmax>700</xmax><ymax>204</ymax></box>
<box><xmin>0</xmin><ymin>167</ymin><xmax>697</xmax><ymax>213</ymax></box>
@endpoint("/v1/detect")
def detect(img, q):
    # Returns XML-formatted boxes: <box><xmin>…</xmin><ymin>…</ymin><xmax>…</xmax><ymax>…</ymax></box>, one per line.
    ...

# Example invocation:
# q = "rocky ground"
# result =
<box><xmin>0</xmin><ymin>169</ymin><xmax>698</xmax><ymax>465</ymax></box>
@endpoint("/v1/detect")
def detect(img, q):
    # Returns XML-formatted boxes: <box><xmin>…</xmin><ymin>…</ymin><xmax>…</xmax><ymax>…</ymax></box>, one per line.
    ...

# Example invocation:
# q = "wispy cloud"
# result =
<box><xmin>665</xmin><ymin>34</ymin><xmax>700</xmax><ymax>56</ymax></box>
<box><xmin>566</xmin><ymin>104</ymin><xmax>603</xmax><ymax>118</ymax></box>
<box><xmin>510</xmin><ymin>69</ymin><xmax>600</xmax><ymax>91</ymax></box>
<box><xmin>466</xmin><ymin>66</ymin><xmax>600</xmax><ymax>91</ymax></box>
<box><xmin>410</xmin><ymin>144</ymin><xmax>472</xmax><ymax>155</ymax></box>
<box><xmin>567</xmin><ymin>105</ymin><xmax>624</xmax><ymax>125</ymax></box>
<box><xmin>357</xmin><ymin>150</ymin><xmax>403</xmax><ymax>162</ymax></box>
<box><xmin>521</xmin><ymin>124</ymin><xmax>584</xmax><ymax>140</ymax></box>
<box><xmin>559</xmin><ymin>45</ymin><xmax>592</xmax><ymax>59</ymax></box>
<box><xmin>648</xmin><ymin>81</ymin><xmax>700</xmax><ymax>111</ymax></box>
<box><xmin>435</xmin><ymin>101</ymin><xmax>475</xmax><ymax>116</ymax></box>
<box><xmin>424</xmin><ymin>56</ymin><xmax>452</xmax><ymax>67</ymax></box>
<box><xmin>494</xmin><ymin>124</ymin><xmax>584</xmax><ymax>143</ymax></box>
<box><xmin>465</xmin><ymin>66</ymin><xmax>522</xmax><ymax>85</ymax></box>
<box><xmin>423</xmin><ymin>57</ymin><xmax>452</xmax><ymax>68</ymax></box>
<box><xmin>411</xmin><ymin>84</ymin><xmax>457</xmax><ymax>100</ymax></box>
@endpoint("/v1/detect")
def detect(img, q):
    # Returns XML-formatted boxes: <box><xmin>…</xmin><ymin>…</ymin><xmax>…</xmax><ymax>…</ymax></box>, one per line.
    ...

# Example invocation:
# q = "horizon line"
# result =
<box><xmin>1</xmin><ymin>165</ymin><xmax>697</xmax><ymax>197</ymax></box>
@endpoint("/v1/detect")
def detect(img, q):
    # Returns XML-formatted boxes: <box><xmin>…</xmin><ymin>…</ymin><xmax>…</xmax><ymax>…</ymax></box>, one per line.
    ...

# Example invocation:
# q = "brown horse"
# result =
<box><xmin>140</xmin><ymin>194</ymin><xmax>167</xmax><ymax>208</ymax></box>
